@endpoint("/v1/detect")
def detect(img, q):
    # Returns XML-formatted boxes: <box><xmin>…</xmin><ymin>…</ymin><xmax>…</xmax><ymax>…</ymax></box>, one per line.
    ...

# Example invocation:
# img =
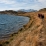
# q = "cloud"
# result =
<box><xmin>0</xmin><ymin>0</ymin><xmax>15</xmax><ymax>4</ymax></box>
<box><xmin>0</xmin><ymin>0</ymin><xmax>46</xmax><ymax>11</ymax></box>
<box><xmin>37</xmin><ymin>0</ymin><xmax>46</xmax><ymax>3</ymax></box>
<box><xmin>36</xmin><ymin>0</ymin><xmax>46</xmax><ymax>5</ymax></box>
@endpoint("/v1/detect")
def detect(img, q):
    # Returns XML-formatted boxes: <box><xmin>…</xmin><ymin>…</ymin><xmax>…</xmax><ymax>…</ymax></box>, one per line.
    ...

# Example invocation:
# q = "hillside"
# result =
<box><xmin>0</xmin><ymin>8</ymin><xmax>46</xmax><ymax>46</ymax></box>
<box><xmin>39</xmin><ymin>8</ymin><xmax>46</xmax><ymax>12</ymax></box>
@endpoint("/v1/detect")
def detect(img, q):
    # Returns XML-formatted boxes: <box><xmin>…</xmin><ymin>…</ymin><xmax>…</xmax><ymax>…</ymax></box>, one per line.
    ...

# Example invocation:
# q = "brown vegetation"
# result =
<box><xmin>0</xmin><ymin>8</ymin><xmax>46</xmax><ymax>46</ymax></box>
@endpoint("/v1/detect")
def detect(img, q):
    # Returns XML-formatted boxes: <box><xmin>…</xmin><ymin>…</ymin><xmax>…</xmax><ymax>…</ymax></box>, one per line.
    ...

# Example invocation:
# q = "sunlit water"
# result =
<box><xmin>0</xmin><ymin>14</ymin><xmax>30</xmax><ymax>39</ymax></box>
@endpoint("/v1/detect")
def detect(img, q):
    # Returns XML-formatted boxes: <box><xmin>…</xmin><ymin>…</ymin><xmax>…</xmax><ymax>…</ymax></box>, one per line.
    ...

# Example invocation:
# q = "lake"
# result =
<box><xmin>0</xmin><ymin>14</ymin><xmax>30</xmax><ymax>39</ymax></box>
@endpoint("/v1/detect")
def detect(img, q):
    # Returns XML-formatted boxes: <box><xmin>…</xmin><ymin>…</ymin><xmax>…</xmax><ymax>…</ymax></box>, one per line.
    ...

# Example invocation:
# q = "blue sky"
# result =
<box><xmin>0</xmin><ymin>0</ymin><xmax>46</xmax><ymax>11</ymax></box>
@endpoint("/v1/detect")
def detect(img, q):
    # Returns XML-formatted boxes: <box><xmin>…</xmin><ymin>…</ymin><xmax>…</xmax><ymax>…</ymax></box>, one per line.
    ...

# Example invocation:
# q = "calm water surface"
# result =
<box><xmin>0</xmin><ymin>14</ymin><xmax>30</xmax><ymax>39</ymax></box>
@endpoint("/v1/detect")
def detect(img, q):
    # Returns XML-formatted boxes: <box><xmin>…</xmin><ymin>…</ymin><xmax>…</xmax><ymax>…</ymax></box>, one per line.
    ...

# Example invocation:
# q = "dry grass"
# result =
<box><xmin>0</xmin><ymin>11</ymin><xmax>46</xmax><ymax>46</ymax></box>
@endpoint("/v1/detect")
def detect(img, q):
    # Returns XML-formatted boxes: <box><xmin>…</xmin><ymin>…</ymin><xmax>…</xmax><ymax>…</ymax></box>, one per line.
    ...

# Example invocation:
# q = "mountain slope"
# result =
<box><xmin>17</xmin><ymin>9</ymin><xmax>37</xmax><ymax>12</ymax></box>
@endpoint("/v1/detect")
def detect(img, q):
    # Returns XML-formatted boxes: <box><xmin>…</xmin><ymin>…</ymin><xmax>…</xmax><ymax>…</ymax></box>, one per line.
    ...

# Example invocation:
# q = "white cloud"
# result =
<box><xmin>22</xmin><ymin>4</ymin><xmax>41</xmax><ymax>10</ymax></box>
<box><xmin>0</xmin><ymin>0</ymin><xmax>15</xmax><ymax>4</ymax></box>
<box><xmin>37</xmin><ymin>0</ymin><xmax>46</xmax><ymax>3</ymax></box>
<box><xmin>36</xmin><ymin>0</ymin><xmax>46</xmax><ymax>5</ymax></box>
<box><xmin>37</xmin><ymin>0</ymin><xmax>46</xmax><ymax>8</ymax></box>
<box><xmin>0</xmin><ymin>0</ymin><xmax>46</xmax><ymax>11</ymax></box>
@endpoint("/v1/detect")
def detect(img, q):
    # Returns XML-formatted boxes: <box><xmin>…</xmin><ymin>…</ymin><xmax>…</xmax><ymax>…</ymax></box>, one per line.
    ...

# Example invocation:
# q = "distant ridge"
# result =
<box><xmin>17</xmin><ymin>9</ymin><xmax>37</xmax><ymax>12</ymax></box>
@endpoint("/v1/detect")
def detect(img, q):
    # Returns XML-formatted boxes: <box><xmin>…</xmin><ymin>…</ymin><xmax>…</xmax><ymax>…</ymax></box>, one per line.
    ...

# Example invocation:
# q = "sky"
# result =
<box><xmin>0</xmin><ymin>0</ymin><xmax>46</xmax><ymax>11</ymax></box>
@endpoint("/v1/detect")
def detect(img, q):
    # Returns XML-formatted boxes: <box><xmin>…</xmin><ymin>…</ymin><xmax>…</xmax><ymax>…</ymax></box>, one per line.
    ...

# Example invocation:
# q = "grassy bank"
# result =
<box><xmin>0</xmin><ymin>10</ymin><xmax>46</xmax><ymax>46</ymax></box>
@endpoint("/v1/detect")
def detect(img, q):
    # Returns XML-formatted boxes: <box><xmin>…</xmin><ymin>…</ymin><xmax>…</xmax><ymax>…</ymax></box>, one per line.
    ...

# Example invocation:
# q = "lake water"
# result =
<box><xmin>0</xmin><ymin>14</ymin><xmax>29</xmax><ymax>39</ymax></box>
